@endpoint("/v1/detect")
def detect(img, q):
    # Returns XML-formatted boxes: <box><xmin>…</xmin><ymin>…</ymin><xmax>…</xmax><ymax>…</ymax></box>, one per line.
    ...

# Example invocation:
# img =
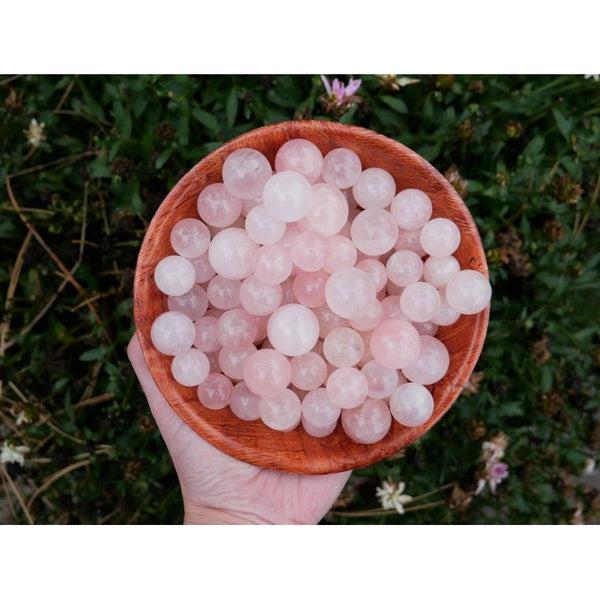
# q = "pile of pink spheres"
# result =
<box><xmin>150</xmin><ymin>139</ymin><xmax>491</xmax><ymax>445</ymax></box>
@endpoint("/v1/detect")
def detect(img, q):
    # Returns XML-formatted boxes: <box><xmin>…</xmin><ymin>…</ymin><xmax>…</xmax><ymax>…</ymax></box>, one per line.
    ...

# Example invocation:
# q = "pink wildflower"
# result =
<box><xmin>320</xmin><ymin>75</ymin><xmax>362</xmax><ymax>108</ymax></box>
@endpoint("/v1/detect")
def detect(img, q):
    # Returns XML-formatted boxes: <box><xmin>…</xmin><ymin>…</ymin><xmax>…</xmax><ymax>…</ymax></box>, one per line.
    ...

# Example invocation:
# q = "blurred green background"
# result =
<box><xmin>0</xmin><ymin>75</ymin><xmax>598</xmax><ymax>524</ymax></box>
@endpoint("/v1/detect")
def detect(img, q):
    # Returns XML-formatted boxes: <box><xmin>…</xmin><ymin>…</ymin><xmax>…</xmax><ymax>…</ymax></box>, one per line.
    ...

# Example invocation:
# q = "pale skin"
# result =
<box><xmin>128</xmin><ymin>333</ymin><xmax>351</xmax><ymax>524</ymax></box>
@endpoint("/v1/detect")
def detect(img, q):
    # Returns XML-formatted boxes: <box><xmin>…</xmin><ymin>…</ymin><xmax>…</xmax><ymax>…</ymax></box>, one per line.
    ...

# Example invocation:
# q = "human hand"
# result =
<box><xmin>128</xmin><ymin>333</ymin><xmax>351</xmax><ymax>524</ymax></box>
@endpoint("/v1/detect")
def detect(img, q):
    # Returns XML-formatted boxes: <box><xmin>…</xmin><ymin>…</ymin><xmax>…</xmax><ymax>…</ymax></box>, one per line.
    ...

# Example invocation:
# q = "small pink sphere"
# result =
<box><xmin>298</xmin><ymin>183</ymin><xmax>348</xmax><ymax>236</ymax></box>
<box><xmin>349</xmin><ymin>300</ymin><xmax>384</xmax><ymax>332</ymax></box>
<box><xmin>167</xmin><ymin>285</ymin><xmax>208</xmax><ymax>321</ymax></box>
<box><xmin>229</xmin><ymin>382</ymin><xmax>261</xmax><ymax>421</ymax></box>
<box><xmin>218</xmin><ymin>344</ymin><xmax>257</xmax><ymax>380</ymax></box>
<box><xmin>323</xmin><ymin>327</ymin><xmax>365</xmax><ymax>368</ymax></box>
<box><xmin>361</xmin><ymin>360</ymin><xmax>400</xmax><ymax>400</ymax></box>
<box><xmin>324</xmin><ymin>235</ymin><xmax>357</xmax><ymax>273</ymax></box>
<box><xmin>325</xmin><ymin>267</ymin><xmax>376</xmax><ymax>319</ymax></box>
<box><xmin>207</xmin><ymin>275</ymin><xmax>241</xmax><ymax>310</ymax></box>
<box><xmin>402</xmin><ymin>335</ymin><xmax>449</xmax><ymax>385</ymax></box>
<box><xmin>302</xmin><ymin>388</ymin><xmax>341</xmax><ymax>427</ymax></box>
<box><xmin>326</xmin><ymin>367</ymin><xmax>369</xmax><ymax>409</ymax></box>
<box><xmin>239</xmin><ymin>275</ymin><xmax>282</xmax><ymax>317</ymax></box>
<box><xmin>302</xmin><ymin>417</ymin><xmax>337</xmax><ymax>438</ymax></box>
<box><xmin>244</xmin><ymin>205</ymin><xmax>286</xmax><ymax>245</ymax></box>
<box><xmin>389</xmin><ymin>383</ymin><xmax>434</xmax><ymax>427</ymax></box>
<box><xmin>151</xmin><ymin>311</ymin><xmax>195</xmax><ymax>356</ymax></box>
<box><xmin>351</xmin><ymin>208</ymin><xmax>398</xmax><ymax>256</ymax></box>
<box><xmin>313</xmin><ymin>304</ymin><xmax>346</xmax><ymax>338</ymax></box>
<box><xmin>445</xmin><ymin>269</ymin><xmax>492</xmax><ymax>315</ymax></box>
<box><xmin>356</xmin><ymin>258</ymin><xmax>388</xmax><ymax>292</ymax></box>
<box><xmin>267</xmin><ymin>303</ymin><xmax>319</xmax><ymax>357</ymax></box>
<box><xmin>423</xmin><ymin>256</ymin><xmax>460</xmax><ymax>288</ymax></box>
<box><xmin>400</xmin><ymin>282</ymin><xmax>441</xmax><ymax>323</ymax></box>
<box><xmin>222</xmin><ymin>148</ymin><xmax>271</xmax><ymax>199</ymax></box>
<box><xmin>275</xmin><ymin>139</ymin><xmax>323</xmax><ymax>183</ymax></box>
<box><xmin>154</xmin><ymin>255</ymin><xmax>195</xmax><ymax>296</ymax></box>
<box><xmin>171</xmin><ymin>349</ymin><xmax>210</xmax><ymax>387</ymax></box>
<box><xmin>322</xmin><ymin>148</ymin><xmax>362</xmax><ymax>189</ymax></box>
<box><xmin>290</xmin><ymin>352</ymin><xmax>328</xmax><ymax>391</ymax></box>
<box><xmin>259</xmin><ymin>389</ymin><xmax>301</xmax><ymax>432</ymax></box>
<box><xmin>291</xmin><ymin>231</ymin><xmax>328</xmax><ymax>272</ymax></box>
<box><xmin>432</xmin><ymin>292</ymin><xmax>461</xmax><ymax>326</ymax></box>
<box><xmin>341</xmin><ymin>398</ymin><xmax>392</xmax><ymax>444</ymax></box>
<box><xmin>170</xmin><ymin>218</ymin><xmax>211</xmax><ymax>259</ymax></box>
<box><xmin>216</xmin><ymin>309</ymin><xmax>258</xmax><ymax>348</ymax></box>
<box><xmin>243</xmin><ymin>348</ymin><xmax>291</xmax><ymax>397</ymax></box>
<box><xmin>197</xmin><ymin>183</ymin><xmax>243</xmax><ymax>227</ymax></box>
<box><xmin>420</xmin><ymin>218</ymin><xmax>461</xmax><ymax>258</ymax></box>
<box><xmin>263</xmin><ymin>171</ymin><xmax>313</xmax><ymax>222</ymax></box>
<box><xmin>189</xmin><ymin>253</ymin><xmax>216</xmax><ymax>284</ymax></box>
<box><xmin>253</xmin><ymin>244</ymin><xmax>292</xmax><ymax>285</ymax></box>
<box><xmin>293</xmin><ymin>270</ymin><xmax>328</xmax><ymax>308</ymax></box>
<box><xmin>352</xmin><ymin>167</ymin><xmax>396</xmax><ymax>209</ymax></box>
<box><xmin>386</xmin><ymin>250</ymin><xmax>424</xmax><ymax>287</ymax></box>
<box><xmin>197</xmin><ymin>373</ymin><xmax>233</xmax><ymax>410</ymax></box>
<box><xmin>193</xmin><ymin>316</ymin><xmax>221</xmax><ymax>353</ymax></box>
<box><xmin>412</xmin><ymin>320</ymin><xmax>439</xmax><ymax>336</ymax></box>
<box><xmin>370</xmin><ymin>319</ymin><xmax>421</xmax><ymax>369</ymax></box>
<box><xmin>390</xmin><ymin>189</ymin><xmax>433</xmax><ymax>230</ymax></box>
<box><xmin>395</xmin><ymin>227</ymin><xmax>426</xmax><ymax>256</ymax></box>
<box><xmin>208</xmin><ymin>228</ymin><xmax>258</xmax><ymax>280</ymax></box>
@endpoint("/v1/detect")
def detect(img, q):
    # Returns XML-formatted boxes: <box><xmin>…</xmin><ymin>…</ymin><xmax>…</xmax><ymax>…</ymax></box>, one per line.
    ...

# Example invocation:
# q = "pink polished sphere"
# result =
<box><xmin>352</xmin><ymin>167</ymin><xmax>396</xmax><ymax>209</ymax></box>
<box><xmin>298</xmin><ymin>183</ymin><xmax>348</xmax><ymax>236</ymax></box>
<box><xmin>170</xmin><ymin>218</ymin><xmax>211</xmax><ymax>259</ymax></box>
<box><xmin>244</xmin><ymin>205</ymin><xmax>286</xmax><ymax>245</ymax></box>
<box><xmin>208</xmin><ymin>228</ymin><xmax>258</xmax><ymax>280</ymax></box>
<box><xmin>290</xmin><ymin>231</ymin><xmax>328</xmax><ymax>272</ymax></box>
<box><xmin>293</xmin><ymin>270</ymin><xmax>328</xmax><ymax>308</ymax></box>
<box><xmin>432</xmin><ymin>292</ymin><xmax>461</xmax><ymax>326</ymax></box>
<box><xmin>402</xmin><ymin>335</ymin><xmax>449</xmax><ymax>385</ymax></box>
<box><xmin>322</xmin><ymin>148</ymin><xmax>362</xmax><ymax>189</ymax></box>
<box><xmin>412</xmin><ymin>320</ymin><xmax>439</xmax><ymax>336</ymax></box>
<box><xmin>197</xmin><ymin>373</ymin><xmax>233</xmax><ymax>410</ymax></box>
<box><xmin>324</xmin><ymin>235</ymin><xmax>357</xmax><ymax>273</ymax></box>
<box><xmin>262</xmin><ymin>171</ymin><xmax>313</xmax><ymax>223</ymax></box>
<box><xmin>323</xmin><ymin>327</ymin><xmax>365</xmax><ymax>368</ymax></box>
<box><xmin>445</xmin><ymin>269</ymin><xmax>492</xmax><ymax>315</ymax></box>
<box><xmin>349</xmin><ymin>300</ymin><xmax>384</xmax><ymax>332</ymax></box>
<box><xmin>154</xmin><ymin>255</ymin><xmax>195</xmax><ymax>296</ymax></box>
<box><xmin>420</xmin><ymin>218</ymin><xmax>461</xmax><ymax>258</ymax></box>
<box><xmin>267</xmin><ymin>303</ymin><xmax>319</xmax><ymax>357</ymax></box>
<box><xmin>326</xmin><ymin>367</ymin><xmax>369</xmax><ymax>409</ymax></box>
<box><xmin>151</xmin><ymin>311</ymin><xmax>195</xmax><ymax>356</ymax></box>
<box><xmin>302</xmin><ymin>417</ymin><xmax>337</xmax><ymax>438</ymax></box>
<box><xmin>395</xmin><ymin>227</ymin><xmax>426</xmax><ymax>257</ymax></box>
<box><xmin>370</xmin><ymin>319</ymin><xmax>421</xmax><ymax>369</ymax></box>
<box><xmin>253</xmin><ymin>244</ymin><xmax>292</xmax><ymax>285</ymax></box>
<box><xmin>361</xmin><ymin>360</ymin><xmax>400</xmax><ymax>400</ymax></box>
<box><xmin>386</xmin><ymin>250</ymin><xmax>424</xmax><ymax>287</ymax></box>
<box><xmin>325</xmin><ymin>267</ymin><xmax>376</xmax><ymax>319</ymax></box>
<box><xmin>302</xmin><ymin>388</ymin><xmax>341</xmax><ymax>427</ymax></box>
<box><xmin>218</xmin><ymin>344</ymin><xmax>257</xmax><ymax>380</ymax></box>
<box><xmin>313</xmin><ymin>304</ymin><xmax>346</xmax><ymax>338</ymax></box>
<box><xmin>229</xmin><ymin>382</ymin><xmax>261</xmax><ymax>421</ymax></box>
<box><xmin>243</xmin><ymin>349</ymin><xmax>291</xmax><ymax>397</ymax></box>
<box><xmin>222</xmin><ymin>148</ymin><xmax>271</xmax><ymax>200</ymax></box>
<box><xmin>216</xmin><ymin>309</ymin><xmax>258</xmax><ymax>348</ymax></box>
<box><xmin>189</xmin><ymin>253</ymin><xmax>216</xmax><ymax>284</ymax></box>
<box><xmin>193</xmin><ymin>316</ymin><xmax>221</xmax><ymax>353</ymax></box>
<box><xmin>389</xmin><ymin>383</ymin><xmax>434</xmax><ymax>427</ymax></box>
<box><xmin>341</xmin><ymin>398</ymin><xmax>392</xmax><ymax>444</ymax></box>
<box><xmin>206</xmin><ymin>275</ymin><xmax>241</xmax><ymax>310</ymax></box>
<box><xmin>400</xmin><ymin>282</ymin><xmax>441</xmax><ymax>323</ymax></box>
<box><xmin>171</xmin><ymin>349</ymin><xmax>210</xmax><ymax>387</ymax></box>
<box><xmin>275</xmin><ymin>138</ymin><xmax>323</xmax><ymax>183</ymax></box>
<box><xmin>259</xmin><ymin>389</ymin><xmax>302</xmax><ymax>432</ymax></box>
<box><xmin>423</xmin><ymin>255</ymin><xmax>460</xmax><ymax>288</ymax></box>
<box><xmin>197</xmin><ymin>183</ymin><xmax>243</xmax><ymax>227</ymax></box>
<box><xmin>239</xmin><ymin>275</ymin><xmax>282</xmax><ymax>317</ymax></box>
<box><xmin>167</xmin><ymin>284</ymin><xmax>208</xmax><ymax>321</ymax></box>
<box><xmin>290</xmin><ymin>352</ymin><xmax>328</xmax><ymax>391</ymax></box>
<box><xmin>356</xmin><ymin>258</ymin><xmax>387</xmax><ymax>292</ymax></box>
<box><xmin>390</xmin><ymin>189</ymin><xmax>433</xmax><ymax>230</ymax></box>
<box><xmin>351</xmin><ymin>208</ymin><xmax>398</xmax><ymax>256</ymax></box>
<box><xmin>381</xmin><ymin>295</ymin><xmax>406</xmax><ymax>320</ymax></box>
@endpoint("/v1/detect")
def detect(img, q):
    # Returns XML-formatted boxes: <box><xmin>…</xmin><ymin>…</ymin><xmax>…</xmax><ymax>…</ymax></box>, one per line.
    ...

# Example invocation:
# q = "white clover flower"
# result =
<box><xmin>25</xmin><ymin>118</ymin><xmax>46</xmax><ymax>148</ymax></box>
<box><xmin>0</xmin><ymin>441</ymin><xmax>30</xmax><ymax>466</ymax></box>
<box><xmin>376</xmin><ymin>480</ymin><xmax>413</xmax><ymax>514</ymax></box>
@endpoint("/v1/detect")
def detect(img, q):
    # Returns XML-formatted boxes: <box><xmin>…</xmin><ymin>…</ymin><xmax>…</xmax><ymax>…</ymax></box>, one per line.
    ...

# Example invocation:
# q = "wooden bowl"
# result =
<box><xmin>133</xmin><ymin>120</ymin><xmax>489</xmax><ymax>474</ymax></box>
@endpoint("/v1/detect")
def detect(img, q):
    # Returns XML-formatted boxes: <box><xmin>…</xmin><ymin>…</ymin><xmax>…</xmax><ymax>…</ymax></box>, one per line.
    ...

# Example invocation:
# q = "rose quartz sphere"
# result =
<box><xmin>323</xmin><ymin>327</ymin><xmax>365</xmax><ymax>368</ymax></box>
<box><xmin>390</xmin><ymin>189</ymin><xmax>433</xmax><ymax>230</ymax></box>
<box><xmin>190</xmin><ymin>253</ymin><xmax>216</xmax><ymax>284</ymax></box>
<box><xmin>302</xmin><ymin>417</ymin><xmax>337</xmax><ymax>438</ymax></box>
<box><xmin>290</xmin><ymin>352</ymin><xmax>328</xmax><ymax>391</ymax></box>
<box><xmin>171</xmin><ymin>348</ymin><xmax>210</xmax><ymax>387</ymax></box>
<box><xmin>326</xmin><ymin>367</ymin><xmax>368</xmax><ymax>409</ymax></box>
<box><xmin>298</xmin><ymin>183</ymin><xmax>348</xmax><ymax>236</ymax></box>
<box><xmin>400</xmin><ymin>282</ymin><xmax>441</xmax><ymax>323</ymax></box>
<box><xmin>341</xmin><ymin>397</ymin><xmax>392</xmax><ymax>444</ymax></box>
<box><xmin>445</xmin><ymin>269</ymin><xmax>492</xmax><ymax>315</ymax></box>
<box><xmin>389</xmin><ymin>382</ymin><xmax>434</xmax><ymax>427</ymax></box>
<box><xmin>208</xmin><ymin>228</ymin><xmax>258</xmax><ymax>280</ymax></box>
<box><xmin>395</xmin><ymin>227</ymin><xmax>426</xmax><ymax>256</ymax></box>
<box><xmin>197</xmin><ymin>183</ymin><xmax>243</xmax><ymax>228</ymax></box>
<box><xmin>432</xmin><ymin>292</ymin><xmax>461</xmax><ymax>326</ymax></box>
<box><xmin>423</xmin><ymin>256</ymin><xmax>460</xmax><ymax>288</ymax></box>
<box><xmin>239</xmin><ymin>275</ymin><xmax>282</xmax><ymax>316</ymax></box>
<box><xmin>218</xmin><ymin>344</ymin><xmax>257</xmax><ymax>380</ymax></box>
<box><xmin>216</xmin><ymin>309</ymin><xmax>258</xmax><ymax>348</ymax></box>
<box><xmin>259</xmin><ymin>389</ymin><xmax>302</xmax><ymax>432</ymax></box>
<box><xmin>420</xmin><ymin>218</ymin><xmax>461</xmax><ymax>258</ymax></box>
<box><xmin>413</xmin><ymin>320</ymin><xmax>439</xmax><ymax>336</ymax></box>
<box><xmin>381</xmin><ymin>295</ymin><xmax>406</xmax><ymax>320</ymax></box>
<box><xmin>313</xmin><ymin>305</ymin><xmax>346</xmax><ymax>338</ymax></box>
<box><xmin>325</xmin><ymin>267</ymin><xmax>376</xmax><ymax>319</ymax></box>
<box><xmin>351</xmin><ymin>209</ymin><xmax>398</xmax><ymax>256</ymax></box>
<box><xmin>302</xmin><ymin>387</ymin><xmax>341</xmax><ymax>428</ymax></box>
<box><xmin>206</xmin><ymin>275</ymin><xmax>241</xmax><ymax>310</ymax></box>
<box><xmin>167</xmin><ymin>284</ymin><xmax>208</xmax><ymax>321</ymax></box>
<box><xmin>322</xmin><ymin>148</ymin><xmax>362</xmax><ymax>189</ymax></box>
<box><xmin>197</xmin><ymin>373</ymin><xmax>233</xmax><ymax>410</ymax></box>
<box><xmin>401</xmin><ymin>335</ymin><xmax>449</xmax><ymax>385</ymax></box>
<box><xmin>151</xmin><ymin>311</ymin><xmax>195</xmax><ymax>356</ymax></box>
<box><xmin>154</xmin><ymin>255</ymin><xmax>195</xmax><ymax>296</ymax></box>
<box><xmin>229</xmin><ymin>382</ymin><xmax>261</xmax><ymax>421</ymax></box>
<box><xmin>243</xmin><ymin>349</ymin><xmax>291</xmax><ymax>397</ymax></box>
<box><xmin>370</xmin><ymin>319</ymin><xmax>421</xmax><ymax>369</ymax></box>
<box><xmin>275</xmin><ymin>139</ymin><xmax>323</xmax><ymax>183</ymax></box>
<box><xmin>170</xmin><ymin>218</ymin><xmax>211</xmax><ymax>259</ymax></box>
<box><xmin>349</xmin><ymin>300</ymin><xmax>384</xmax><ymax>332</ymax></box>
<box><xmin>356</xmin><ymin>258</ymin><xmax>388</xmax><ymax>292</ymax></box>
<box><xmin>352</xmin><ymin>167</ymin><xmax>396</xmax><ymax>209</ymax></box>
<box><xmin>222</xmin><ymin>148</ymin><xmax>272</xmax><ymax>200</ymax></box>
<box><xmin>361</xmin><ymin>360</ymin><xmax>400</xmax><ymax>400</ymax></box>
<box><xmin>267</xmin><ymin>303</ymin><xmax>319</xmax><ymax>357</ymax></box>
<box><xmin>263</xmin><ymin>171</ymin><xmax>313</xmax><ymax>223</ymax></box>
<box><xmin>386</xmin><ymin>250</ymin><xmax>424</xmax><ymax>287</ymax></box>
<box><xmin>324</xmin><ymin>235</ymin><xmax>357</xmax><ymax>273</ymax></box>
<box><xmin>194</xmin><ymin>316</ymin><xmax>221</xmax><ymax>353</ymax></box>
<box><xmin>244</xmin><ymin>205</ymin><xmax>286</xmax><ymax>245</ymax></box>
<box><xmin>293</xmin><ymin>270</ymin><xmax>328</xmax><ymax>308</ymax></box>
<box><xmin>290</xmin><ymin>231</ymin><xmax>328</xmax><ymax>272</ymax></box>
<box><xmin>253</xmin><ymin>244</ymin><xmax>292</xmax><ymax>285</ymax></box>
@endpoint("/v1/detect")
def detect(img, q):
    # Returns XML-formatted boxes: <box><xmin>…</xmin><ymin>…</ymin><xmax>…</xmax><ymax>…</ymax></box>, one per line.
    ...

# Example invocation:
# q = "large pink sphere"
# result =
<box><xmin>313</xmin><ymin>304</ymin><xmax>346</xmax><ymax>338</ymax></box>
<box><xmin>193</xmin><ymin>316</ymin><xmax>221</xmax><ymax>353</ymax></box>
<box><xmin>298</xmin><ymin>183</ymin><xmax>348</xmax><ymax>236</ymax></box>
<box><xmin>322</xmin><ymin>148</ymin><xmax>362</xmax><ymax>189</ymax></box>
<box><xmin>197</xmin><ymin>373</ymin><xmax>233</xmax><ymax>410</ymax></box>
<box><xmin>389</xmin><ymin>382</ymin><xmax>433</xmax><ymax>427</ymax></box>
<box><xmin>420</xmin><ymin>218</ymin><xmax>461</xmax><ymax>258</ymax></box>
<box><xmin>239</xmin><ymin>275</ymin><xmax>282</xmax><ymax>316</ymax></box>
<box><xmin>325</xmin><ymin>267</ymin><xmax>376</xmax><ymax>319</ymax></box>
<box><xmin>352</xmin><ymin>167</ymin><xmax>396</xmax><ymax>209</ymax></box>
<box><xmin>229</xmin><ymin>382</ymin><xmax>261</xmax><ymax>421</ymax></box>
<box><xmin>432</xmin><ymin>292</ymin><xmax>461</xmax><ymax>326</ymax></box>
<box><xmin>197</xmin><ymin>183</ymin><xmax>243</xmax><ymax>227</ymax></box>
<box><xmin>151</xmin><ymin>311</ymin><xmax>195</xmax><ymax>356</ymax></box>
<box><xmin>323</xmin><ymin>327</ymin><xmax>365</xmax><ymax>368</ymax></box>
<box><xmin>326</xmin><ymin>367</ymin><xmax>369</xmax><ymax>409</ymax></box>
<box><xmin>324</xmin><ymin>235</ymin><xmax>357</xmax><ymax>273</ymax></box>
<box><xmin>401</xmin><ymin>335</ymin><xmax>449</xmax><ymax>385</ymax></box>
<box><xmin>267</xmin><ymin>303</ymin><xmax>319</xmax><ymax>357</ymax></box>
<box><xmin>349</xmin><ymin>300</ymin><xmax>384</xmax><ymax>332</ymax></box>
<box><xmin>351</xmin><ymin>208</ymin><xmax>398</xmax><ymax>256</ymax></box>
<box><xmin>154</xmin><ymin>255</ymin><xmax>195</xmax><ymax>296</ymax></box>
<box><xmin>361</xmin><ymin>360</ymin><xmax>400</xmax><ymax>400</ymax></box>
<box><xmin>262</xmin><ymin>171</ymin><xmax>313</xmax><ymax>222</ymax></box>
<box><xmin>253</xmin><ymin>244</ymin><xmax>292</xmax><ymax>285</ymax></box>
<box><xmin>386</xmin><ymin>250</ymin><xmax>424</xmax><ymax>287</ymax></box>
<box><xmin>290</xmin><ymin>231</ymin><xmax>328</xmax><ymax>272</ymax></box>
<box><xmin>302</xmin><ymin>388</ymin><xmax>341</xmax><ymax>428</ymax></box>
<box><xmin>290</xmin><ymin>352</ymin><xmax>328</xmax><ymax>391</ymax></box>
<box><xmin>167</xmin><ymin>284</ymin><xmax>208</xmax><ymax>321</ymax></box>
<box><xmin>445</xmin><ymin>269</ymin><xmax>492</xmax><ymax>315</ymax></box>
<box><xmin>206</xmin><ymin>275</ymin><xmax>241</xmax><ymax>310</ymax></box>
<box><xmin>208</xmin><ymin>228</ymin><xmax>258</xmax><ymax>280</ymax></box>
<box><xmin>275</xmin><ymin>138</ymin><xmax>323</xmax><ymax>183</ymax></box>
<box><xmin>243</xmin><ymin>349</ymin><xmax>291</xmax><ymax>397</ymax></box>
<box><xmin>395</xmin><ymin>227</ymin><xmax>426</xmax><ymax>257</ymax></box>
<box><xmin>170</xmin><ymin>218</ymin><xmax>211</xmax><ymax>259</ymax></box>
<box><xmin>216</xmin><ymin>309</ymin><xmax>258</xmax><ymax>348</ymax></box>
<box><xmin>222</xmin><ymin>148</ymin><xmax>272</xmax><ymax>199</ymax></box>
<box><xmin>244</xmin><ymin>205</ymin><xmax>286</xmax><ymax>245</ymax></box>
<box><xmin>171</xmin><ymin>348</ymin><xmax>210</xmax><ymax>387</ymax></box>
<box><xmin>390</xmin><ymin>189</ymin><xmax>433</xmax><ymax>230</ymax></box>
<box><xmin>423</xmin><ymin>255</ymin><xmax>460</xmax><ymax>288</ymax></box>
<box><xmin>356</xmin><ymin>258</ymin><xmax>388</xmax><ymax>292</ymax></box>
<box><xmin>259</xmin><ymin>389</ymin><xmax>302</xmax><ymax>432</ymax></box>
<box><xmin>400</xmin><ymin>282</ymin><xmax>441</xmax><ymax>323</ymax></box>
<box><xmin>341</xmin><ymin>398</ymin><xmax>392</xmax><ymax>444</ymax></box>
<box><xmin>370</xmin><ymin>319</ymin><xmax>421</xmax><ymax>369</ymax></box>
<box><xmin>218</xmin><ymin>344</ymin><xmax>257</xmax><ymax>380</ymax></box>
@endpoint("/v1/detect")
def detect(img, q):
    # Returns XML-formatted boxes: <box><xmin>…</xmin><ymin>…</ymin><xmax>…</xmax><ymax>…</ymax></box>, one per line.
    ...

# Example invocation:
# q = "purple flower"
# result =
<box><xmin>320</xmin><ymin>75</ymin><xmax>362</xmax><ymax>107</ymax></box>
<box><xmin>475</xmin><ymin>433</ymin><xmax>510</xmax><ymax>495</ymax></box>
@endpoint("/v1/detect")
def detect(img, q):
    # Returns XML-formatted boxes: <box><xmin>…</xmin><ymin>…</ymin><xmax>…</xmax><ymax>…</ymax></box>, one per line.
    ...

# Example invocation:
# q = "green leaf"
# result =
<box><xmin>523</xmin><ymin>135</ymin><xmax>545</xmax><ymax>157</ymax></box>
<box><xmin>339</xmin><ymin>106</ymin><xmax>357</xmax><ymax>124</ymax></box>
<box><xmin>79</xmin><ymin>347</ymin><xmax>108</xmax><ymax>362</ymax></box>
<box><xmin>552</xmin><ymin>108</ymin><xmax>572</xmax><ymax>141</ymax></box>
<box><xmin>380</xmin><ymin>95</ymin><xmax>408</xmax><ymax>114</ymax></box>
<box><xmin>226</xmin><ymin>89</ymin><xmax>238</xmax><ymax>128</ymax></box>
<box><xmin>192</xmin><ymin>107</ymin><xmax>220</xmax><ymax>134</ymax></box>
<box><xmin>112</xmin><ymin>101</ymin><xmax>132</xmax><ymax>138</ymax></box>
<box><xmin>155</xmin><ymin>148</ymin><xmax>173</xmax><ymax>169</ymax></box>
